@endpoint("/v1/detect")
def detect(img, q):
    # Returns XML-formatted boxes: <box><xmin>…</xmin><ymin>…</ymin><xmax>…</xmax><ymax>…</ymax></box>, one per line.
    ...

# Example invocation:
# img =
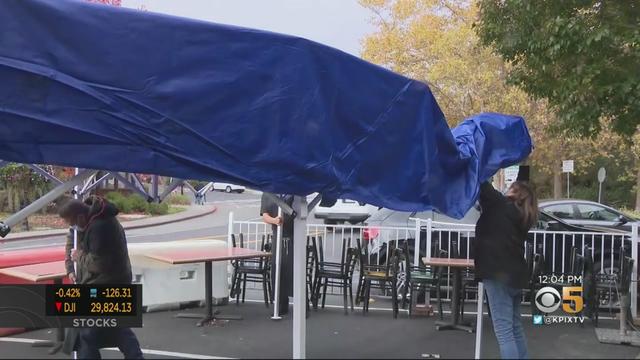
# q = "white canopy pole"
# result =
<box><xmin>271</xmin><ymin>207</ymin><xmax>283</xmax><ymax>320</ymax></box>
<box><xmin>292</xmin><ymin>195</ymin><xmax>307</xmax><ymax>358</ymax></box>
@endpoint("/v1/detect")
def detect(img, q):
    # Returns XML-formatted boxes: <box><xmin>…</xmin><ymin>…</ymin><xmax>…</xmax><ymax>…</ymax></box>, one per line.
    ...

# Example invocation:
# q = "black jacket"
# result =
<box><xmin>474</xmin><ymin>182</ymin><xmax>530</xmax><ymax>289</ymax></box>
<box><xmin>75</xmin><ymin>196</ymin><xmax>133</xmax><ymax>285</ymax></box>
<box><xmin>63</xmin><ymin>197</ymin><xmax>134</xmax><ymax>355</ymax></box>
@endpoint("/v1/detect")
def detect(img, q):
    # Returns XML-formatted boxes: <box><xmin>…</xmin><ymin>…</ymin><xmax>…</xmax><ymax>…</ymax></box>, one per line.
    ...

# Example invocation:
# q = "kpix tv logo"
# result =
<box><xmin>533</xmin><ymin>286</ymin><xmax>584</xmax><ymax>325</ymax></box>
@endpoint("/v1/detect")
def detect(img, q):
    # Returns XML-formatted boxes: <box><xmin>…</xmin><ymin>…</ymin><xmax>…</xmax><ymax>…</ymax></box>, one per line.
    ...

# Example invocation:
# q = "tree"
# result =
<box><xmin>359</xmin><ymin>0</ymin><xmax>639</xmax><ymax>208</ymax></box>
<box><xmin>359</xmin><ymin>0</ymin><xmax>579</xmax><ymax>198</ymax></box>
<box><xmin>360</xmin><ymin>0</ymin><xmax>532</xmax><ymax>127</ymax></box>
<box><xmin>0</xmin><ymin>164</ymin><xmax>51</xmax><ymax>213</ymax></box>
<box><xmin>475</xmin><ymin>0</ymin><xmax>640</xmax><ymax>136</ymax></box>
<box><xmin>475</xmin><ymin>0</ymin><xmax>640</xmax><ymax>209</ymax></box>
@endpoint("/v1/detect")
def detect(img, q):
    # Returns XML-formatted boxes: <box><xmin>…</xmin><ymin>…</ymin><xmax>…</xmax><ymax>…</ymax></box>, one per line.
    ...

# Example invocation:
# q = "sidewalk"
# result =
<box><xmin>2</xmin><ymin>205</ymin><xmax>217</xmax><ymax>241</ymax></box>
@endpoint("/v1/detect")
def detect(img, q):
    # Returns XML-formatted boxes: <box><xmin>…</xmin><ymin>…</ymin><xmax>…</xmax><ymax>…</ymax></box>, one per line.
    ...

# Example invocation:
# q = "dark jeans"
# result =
<box><xmin>77</xmin><ymin>328</ymin><xmax>143</xmax><ymax>359</ymax></box>
<box><xmin>271</xmin><ymin>235</ymin><xmax>293</xmax><ymax>314</ymax></box>
<box><xmin>484</xmin><ymin>279</ymin><xmax>528</xmax><ymax>359</ymax></box>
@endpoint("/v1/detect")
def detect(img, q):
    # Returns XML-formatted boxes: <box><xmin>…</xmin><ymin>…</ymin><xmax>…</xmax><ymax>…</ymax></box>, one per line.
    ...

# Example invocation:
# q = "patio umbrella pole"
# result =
<box><xmin>271</xmin><ymin>207</ymin><xmax>283</xmax><ymax>320</ymax></box>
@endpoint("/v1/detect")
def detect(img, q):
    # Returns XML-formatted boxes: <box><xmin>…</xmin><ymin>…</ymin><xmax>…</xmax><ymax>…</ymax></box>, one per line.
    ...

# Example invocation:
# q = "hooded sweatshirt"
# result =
<box><xmin>75</xmin><ymin>196</ymin><xmax>133</xmax><ymax>284</ymax></box>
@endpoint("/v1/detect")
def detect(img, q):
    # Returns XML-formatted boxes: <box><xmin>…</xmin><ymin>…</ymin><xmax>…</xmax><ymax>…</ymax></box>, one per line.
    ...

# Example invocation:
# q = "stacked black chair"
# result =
<box><xmin>582</xmin><ymin>246</ymin><xmax>599</xmax><ymax>325</ymax></box>
<box><xmin>355</xmin><ymin>239</ymin><xmax>400</xmax><ymax>307</ymax></box>
<box><xmin>592</xmin><ymin>244</ymin><xmax>635</xmax><ymax>327</ymax></box>
<box><xmin>230</xmin><ymin>233</ymin><xmax>272</xmax><ymax>307</ymax></box>
<box><xmin>312</xmin><ymin>237</ymin><xmax>359</xmax><ymax>315</ymax></box>
<box><xmin>530</xmin><ymin>246</ymin><xmax>585</xmax><ymax>319</ymax></box>
<box><xmin>311</xmin><ymin>236</ymin><xmax>345</xmax><ymax>309</ymax></box>
<box><xmin>529</xmin><ymin>252</ymin><xmax>546</xmax><ymax>316</ymax></box>
<box><xmin>360</xmin><ymin>245</ymin><xmax>401</xmax><ymax>318</ymax></box>
<box><xmin>399</xmin><ymin>240</ymin><xmax>446</xmax><ymax>318</ymax></box>
<box><xmin>448</xmin><ymin>238</ymin><xmax>476</xmax><ymax>322</ymax></box>
<box><xmin>306</xmin><ymin>236</ymin><xmax>320</xmax><ymax>314</ymax></box>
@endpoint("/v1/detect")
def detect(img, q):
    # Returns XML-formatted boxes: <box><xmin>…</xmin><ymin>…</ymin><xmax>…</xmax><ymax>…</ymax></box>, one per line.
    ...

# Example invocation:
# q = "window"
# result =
<box><xmin>576</xmin><ymin>204</ymin><xmax>619</xmax><ymax>221</ymax></box>
<box><xmin>535</xmin><ymin>212</ymin><xmax>553</xmax><ymax>230</ymax></box>
<box><xmin>542</xmin><ymin>204</ymin><xmax>575</xmax><ymax>219</ymax></box>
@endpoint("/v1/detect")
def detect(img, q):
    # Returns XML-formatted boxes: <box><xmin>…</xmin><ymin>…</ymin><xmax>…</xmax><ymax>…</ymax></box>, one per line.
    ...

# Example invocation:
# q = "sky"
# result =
<box><xmin>120</xmin><ymin>0</ymin><xmax>377</xmax><ymax>56</ymax></box>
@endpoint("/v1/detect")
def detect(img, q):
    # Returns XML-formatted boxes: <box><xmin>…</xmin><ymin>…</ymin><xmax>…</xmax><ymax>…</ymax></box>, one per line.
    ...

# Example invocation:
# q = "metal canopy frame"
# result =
<box><xmin>0</xmin><ymin>163</ymin><xmax>192</xmax><ymax>237</ymax></box>
<box><xmin>0</xmin><ymin>169</ymin><xmax>98</xmax><ymax>237</ymax></box>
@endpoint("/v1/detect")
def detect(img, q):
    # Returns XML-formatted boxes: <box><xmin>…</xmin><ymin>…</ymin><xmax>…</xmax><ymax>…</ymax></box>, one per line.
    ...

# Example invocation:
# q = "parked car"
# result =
<box><xmin>313</xmin><ymin>198</ymin><xmax>376</xmax><ymax>224</ymax></box>
<box><xmin>539</xmin><ymin>199</ymin><xmax>638</xmax><ymax>232</ymax></box>
<box><xmin>211</xmin><ymin>182</ymin><xmax>245</xmax><ymax>193</ymax></box>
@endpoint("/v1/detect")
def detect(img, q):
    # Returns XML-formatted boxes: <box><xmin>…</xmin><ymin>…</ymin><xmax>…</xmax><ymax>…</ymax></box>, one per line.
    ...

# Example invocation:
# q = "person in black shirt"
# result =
<box><xmin>58</xmin><ymin>197</ymin><xmax>143</xmax><ymax>359</ymax></box>
<box><xmin>474</xmin><ymin>166</ymin><xmax>537</xmax><ymax>359</ymax></box>
<box><xmin>260</xmin><ymin>192</ymin><xmax>294</xmax><ymax>315</ymax></box>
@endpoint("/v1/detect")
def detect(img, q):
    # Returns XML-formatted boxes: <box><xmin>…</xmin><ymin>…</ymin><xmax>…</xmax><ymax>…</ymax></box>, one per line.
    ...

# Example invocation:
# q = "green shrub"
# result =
<box><xmin>166</xmin><ymin>194</ymin><xmax>191</xmax><ymax>205</ymax></box>
<box><xmin>105</xmin><ymin>191</ymin><xmax>124</xmax><ymax>203</ymax></box>
<box><xmin>105</xmin><ymin>191</ymin><xmax>173</xmax><ymax>215</ymax></box>
<box><xmin>105</xmin><ymin>192</ymin><xmax>132</xmax><ymax>213</ymax></box>
<box><xmin>127</xmin><ymin>194</ymin><xmax>149</xmax><ymax>213</ymax></box>
<box><xmin>148</xmin><ymin>202</ymin><xmax>169</xmax><ymax>215</ymax></box>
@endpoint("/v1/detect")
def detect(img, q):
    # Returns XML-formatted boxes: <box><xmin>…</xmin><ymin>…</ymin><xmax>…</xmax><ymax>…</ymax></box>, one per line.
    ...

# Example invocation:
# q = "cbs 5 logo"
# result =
<box><xmin>535</xmin><ymin>286</ymin><xmax>583</xmax><ymax>313</ymax></box>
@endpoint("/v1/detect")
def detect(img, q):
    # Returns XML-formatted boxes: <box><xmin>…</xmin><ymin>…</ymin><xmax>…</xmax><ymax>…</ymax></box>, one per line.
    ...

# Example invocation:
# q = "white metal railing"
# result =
<box><xmin>228</xmin><ymin>213</ymin><xmax>639</xmax><ymax>317</ymax></box>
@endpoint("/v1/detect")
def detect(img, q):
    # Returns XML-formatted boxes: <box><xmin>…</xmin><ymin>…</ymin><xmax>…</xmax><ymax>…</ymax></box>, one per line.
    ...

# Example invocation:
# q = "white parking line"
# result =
<box><xmin>0</xmin><ymin>338</ymin><xmax>232</xmax><ymax>359</ymax></box>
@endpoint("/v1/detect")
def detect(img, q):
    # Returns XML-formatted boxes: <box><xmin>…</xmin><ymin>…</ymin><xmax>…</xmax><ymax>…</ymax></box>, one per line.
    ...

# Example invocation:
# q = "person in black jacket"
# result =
<box><xmin>261</xmin><ymin>192</ymin><xmax>294</xmax><ymax>315</ymax></box>
<box><xmin>58</xmin><ymin>196</ymin><xmax>143</xmax><ymax>359</ymax></box>
<box><xmin>474</xmin><ymin>167</ymin><xmax>537</xmax><ymax>359</ymax></box>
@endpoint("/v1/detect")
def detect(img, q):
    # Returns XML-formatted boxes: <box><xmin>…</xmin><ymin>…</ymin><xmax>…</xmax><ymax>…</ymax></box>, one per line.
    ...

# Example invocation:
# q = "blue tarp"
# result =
<box><xmin>0</xmin><ymin>0</ymin><xmax>532</xmax><ymax>218</ymax></box>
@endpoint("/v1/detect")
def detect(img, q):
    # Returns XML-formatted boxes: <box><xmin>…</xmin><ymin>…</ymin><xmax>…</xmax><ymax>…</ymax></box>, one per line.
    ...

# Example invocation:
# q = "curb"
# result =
<box><xmin>123</xmin><ymin>206</ymin><xmax>217</xmax><ymax>231</ymax></box>
<box><xmin>2</xmin><ymin>206</ymin><xmax>217</xmax><ymax>242</ymax></box>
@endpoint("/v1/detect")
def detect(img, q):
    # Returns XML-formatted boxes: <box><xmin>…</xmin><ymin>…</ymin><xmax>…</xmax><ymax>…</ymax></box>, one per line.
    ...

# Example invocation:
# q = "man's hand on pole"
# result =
<box><xmin>70</xmin><ymin>249</ymin><xmax>82</xmax><ymax>262</ymax></box>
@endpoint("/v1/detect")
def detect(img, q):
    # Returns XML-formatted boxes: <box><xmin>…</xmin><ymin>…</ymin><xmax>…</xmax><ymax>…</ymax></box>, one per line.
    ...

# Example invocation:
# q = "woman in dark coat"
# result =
<box><xmin>474</xmin><ymin>170</ymin><xmax>537</xmax><ymax>359</ymax></box>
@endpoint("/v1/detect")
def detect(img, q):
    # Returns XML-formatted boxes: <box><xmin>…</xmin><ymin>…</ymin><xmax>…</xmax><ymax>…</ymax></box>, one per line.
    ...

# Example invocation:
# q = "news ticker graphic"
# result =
<box><xmin>0</xmin><ymin>284</ymin><xmax>142</xmax><ymax>328</ymax></box>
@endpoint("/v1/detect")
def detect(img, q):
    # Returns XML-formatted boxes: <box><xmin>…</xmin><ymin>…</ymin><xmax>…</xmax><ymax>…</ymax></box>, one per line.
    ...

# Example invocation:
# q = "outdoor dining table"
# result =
<box><xmin>143</xmin><ymin>246</ymin><xmax>271</xmax><ymax>326</ymax></box>
<box><xmin>0</xmin><ymin>260</ymin><xmax>67</xmax><ymax>355</ymax></box>
<box><xmin>422</xmin><ymin>257</ymin><xmax>475</xmax><ymax>332</ymax></box>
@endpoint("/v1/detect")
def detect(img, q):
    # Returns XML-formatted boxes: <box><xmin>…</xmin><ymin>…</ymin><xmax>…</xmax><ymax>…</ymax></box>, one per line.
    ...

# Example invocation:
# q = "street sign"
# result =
<box><xmin>598</xmin><ymin>167</ymin><xmax>606</xmax><ymax>183</ymax></box>
<box><xmin>598</xmin><ymin>167</ymin><xmax>606</xmax><ymax>203</ymax></box>
<box><xmin>562</xmin><ymin>160</ymin><xmax>574</xmax><ymax>173</ymax></box>
<box><xmin>562</xmin><ymin>160</ymin><xmax>574</xmax><ymax>198</ymax></box>
<box><xmin>503</xmin><ymin>165</ymin><xmax>519</xmax><ymax>191</ymax></box>
<box><xmin>502</xmin><ymin>166</ymin><xmax>520</xmax><ymax>193</ymax></box>
<box><xmin>504</xmin><ymin>166</ymin><xmax>519</xmax><ymax>181</ymax></box>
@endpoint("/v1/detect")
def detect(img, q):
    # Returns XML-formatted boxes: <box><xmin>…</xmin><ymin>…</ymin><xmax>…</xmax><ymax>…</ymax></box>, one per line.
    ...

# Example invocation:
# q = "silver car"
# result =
<box><xmin>539</xmin><ymin>199</ymin><xmax>638</xmax><ymax>232</ymax></box>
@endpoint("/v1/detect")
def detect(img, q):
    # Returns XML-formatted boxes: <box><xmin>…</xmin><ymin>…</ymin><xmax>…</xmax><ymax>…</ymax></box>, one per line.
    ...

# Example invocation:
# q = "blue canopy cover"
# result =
<box><xmin>0</xmin><ymin>0</ymin><xmax>532</xmax><ymax>218</ymax></box>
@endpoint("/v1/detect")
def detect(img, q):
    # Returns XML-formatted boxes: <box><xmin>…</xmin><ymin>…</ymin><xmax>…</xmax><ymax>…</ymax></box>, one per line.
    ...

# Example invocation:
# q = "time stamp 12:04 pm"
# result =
<box><xmin>533</xmin><ymin>274</ymin><xmax>585</xmax><ymax>325</ymax></box>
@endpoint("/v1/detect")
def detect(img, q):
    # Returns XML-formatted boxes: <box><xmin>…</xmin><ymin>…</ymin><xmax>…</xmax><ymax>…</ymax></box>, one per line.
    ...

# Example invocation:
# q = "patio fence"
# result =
<box><xmin>228</xmin><ymin>212</ymin><xmax>639</xmax><ymax>317</ymax></box>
